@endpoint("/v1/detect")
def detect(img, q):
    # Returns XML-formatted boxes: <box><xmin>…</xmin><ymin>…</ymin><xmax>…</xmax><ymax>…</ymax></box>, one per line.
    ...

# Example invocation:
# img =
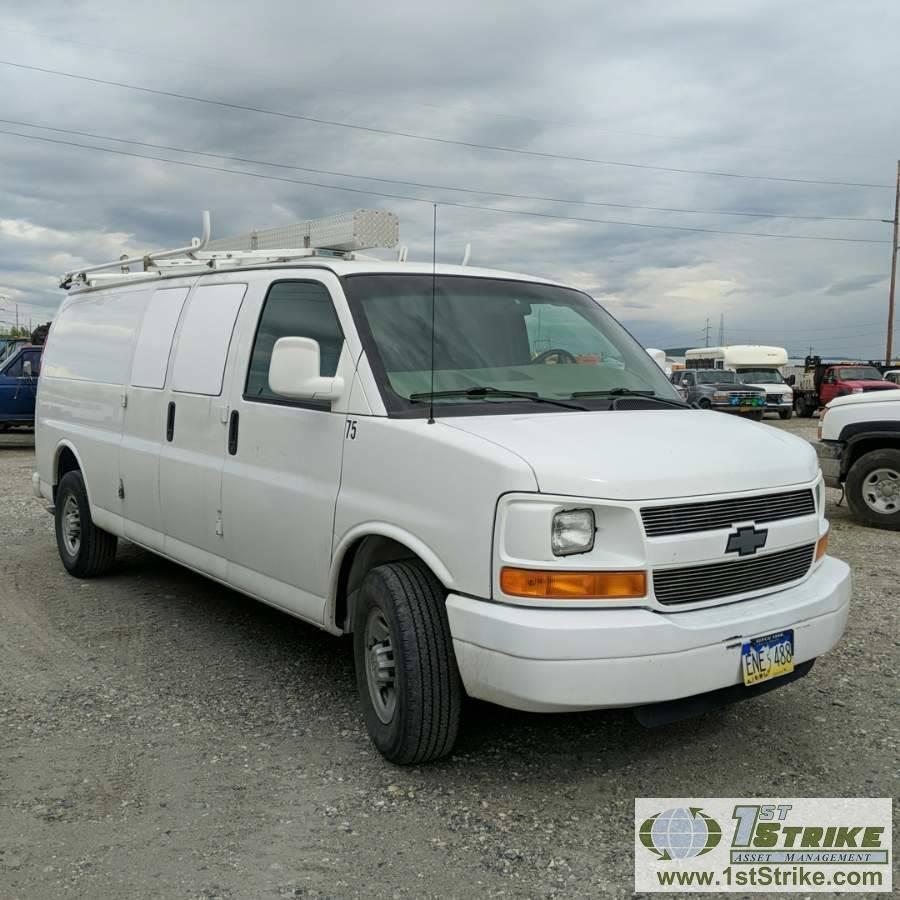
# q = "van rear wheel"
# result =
<box><xmin>353</xmin><ymin>559</ymin><xmax>462</xmax><ymax>764</ymax></box>
<box><xmin>55</xmin><ymin>471</ymin><xmax>118</xmax><ymax>577</ymax></box>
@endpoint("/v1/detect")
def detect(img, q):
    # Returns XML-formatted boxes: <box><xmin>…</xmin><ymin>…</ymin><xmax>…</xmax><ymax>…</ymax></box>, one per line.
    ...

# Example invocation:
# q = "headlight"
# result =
<box><xmin>852</xmin><ymin>387</ymin><xmax>864</xmax><ymax>394</ymax></box>
<box><xmin>551</xmin><ymin>508</ymin><xmax>595</xmax><ymax>556</ymax></box>
<box><xmin>712</xmin><ymin>392</ymin><xmax>728</xmax><ymax>401</ymax></box>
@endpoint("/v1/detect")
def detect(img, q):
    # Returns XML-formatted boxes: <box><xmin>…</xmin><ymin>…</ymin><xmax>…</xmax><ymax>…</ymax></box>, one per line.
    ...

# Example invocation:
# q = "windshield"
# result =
<box><xmin>343</xmin><ymin>274</ymin><xmax>680</xmax><ymax>413</ymax></box>
<box><xmin>838</xmin><ymin>366</ymin><xmax>883</xmax><ymax>381</ymax></box>
<box><xmin>696</xmin><ymin>370</ymin><xmax>737</xmax><ymax>384</ymax></box>
<box><xmin>736</xmin><ymin>368</ymin><xmax>784</xmax><ymax>384</ymax></box>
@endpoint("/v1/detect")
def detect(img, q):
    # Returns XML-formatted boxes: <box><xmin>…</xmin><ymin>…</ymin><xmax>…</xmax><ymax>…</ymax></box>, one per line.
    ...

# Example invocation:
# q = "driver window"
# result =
<box><xmin>245</xmin><ymin>281</ymin><xmax>343</xmax><ymax>405</ymax></box>
<box><xmin>524</xmin><ymin>303</ymin><xmax>622</xmax><ymax>365</ymax></box>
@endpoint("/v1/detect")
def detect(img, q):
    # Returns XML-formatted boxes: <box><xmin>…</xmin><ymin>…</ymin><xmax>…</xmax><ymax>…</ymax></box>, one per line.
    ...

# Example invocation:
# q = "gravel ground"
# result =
<box><xmin>0</xmin><ymin>419</ymin><xmax>897</xmax><ymax>899</ymax></box>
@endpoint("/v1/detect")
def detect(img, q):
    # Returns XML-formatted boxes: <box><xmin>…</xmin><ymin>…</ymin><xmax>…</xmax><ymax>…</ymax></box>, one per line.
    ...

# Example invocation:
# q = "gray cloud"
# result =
<box><xmin>0</xmin><ymin>0</ymin><xmax>898</xmax><ymax>359</ymax></box>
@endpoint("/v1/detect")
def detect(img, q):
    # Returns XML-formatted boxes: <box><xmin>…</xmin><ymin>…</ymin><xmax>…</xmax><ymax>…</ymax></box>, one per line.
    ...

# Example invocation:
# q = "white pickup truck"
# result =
<box><xmin>34</xmin><ymin>210</ymin><xmax>851</xmax><ymax>763</ymax></box>
<box><xmin>814</xmin><ymin>389</ymin><xmax>900</xmax><ymax>530</ymax></box>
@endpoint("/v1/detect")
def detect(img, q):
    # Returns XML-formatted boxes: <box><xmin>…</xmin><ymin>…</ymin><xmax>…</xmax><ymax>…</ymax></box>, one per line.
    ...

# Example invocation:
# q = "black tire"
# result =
<box><xmin>353</xmin><ymin>559</ymin><xmax>463</xmax><ymax>765</ymax></box>
<box><xmin>779</xmin><ymin>408</ymin><xmax>793</xmax><ymax>421</ymax></box>
<box><xmin>845</xmin><ymin>449</ymin><xmax>900</xmax><ymax>531</ymax></box>
<box><xmin>55</xmin><ymin>470</ymin><xmax>118</xmax><ymax>577</ymax></box>
<box><xmin>697</xmin><ymin>397</ymin><xmax>711</xmax><ymax>409</ymax></box>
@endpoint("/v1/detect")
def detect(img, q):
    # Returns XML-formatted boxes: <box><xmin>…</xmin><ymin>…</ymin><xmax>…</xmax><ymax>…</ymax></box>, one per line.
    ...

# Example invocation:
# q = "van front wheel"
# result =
<box><xmin>55</xmin><ymin>471</ymin><xmax>118</xmax><ymax>577</ymax></box>
<box><xmin>353</xmin><ymin>559</ymin><xmax>462</xmax><ymax>764</ymax></box>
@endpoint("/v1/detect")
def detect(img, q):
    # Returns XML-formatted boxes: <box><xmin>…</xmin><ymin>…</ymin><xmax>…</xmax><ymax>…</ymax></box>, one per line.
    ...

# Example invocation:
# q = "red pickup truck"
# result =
<box><xmin>789</xmin><ymin>359</ymin><xmax>895</xmax><ymax>417</ymax></box>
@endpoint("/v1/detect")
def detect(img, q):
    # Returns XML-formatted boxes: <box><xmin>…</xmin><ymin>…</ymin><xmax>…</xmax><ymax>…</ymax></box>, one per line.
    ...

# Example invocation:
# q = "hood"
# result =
<box><xmin>446</xmin><ymin>409</ymin><xmax>817</xmax><ymax>500</ymax></box>
<box><xmin>827</xmin><ymin>388</ymin><xmax>900</xmax><ymax>409</ymax></box>
<box><xmin>747</xmin><ymin>382</ymin><xmax>791</xmax><ymax>394</ymax></box>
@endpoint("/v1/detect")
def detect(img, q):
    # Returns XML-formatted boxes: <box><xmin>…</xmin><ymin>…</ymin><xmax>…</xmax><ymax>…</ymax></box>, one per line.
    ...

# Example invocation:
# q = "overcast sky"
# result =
<box><xmin>1</xmin><ymin>0</ymin><xmax>898</xmax><ymax>359</ymax></box>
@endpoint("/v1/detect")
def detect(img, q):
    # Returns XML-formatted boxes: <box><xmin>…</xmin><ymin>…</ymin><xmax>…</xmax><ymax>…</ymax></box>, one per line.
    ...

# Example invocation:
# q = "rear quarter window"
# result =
<box><xmin>41</xmin><ymin>288</ymin><xmax>152</xmax><ymax>384</ymax></box>
<box><xmin>130</xmin><ymin>288</ymin><xmax>190</xmax><ymax>389</ymax></box>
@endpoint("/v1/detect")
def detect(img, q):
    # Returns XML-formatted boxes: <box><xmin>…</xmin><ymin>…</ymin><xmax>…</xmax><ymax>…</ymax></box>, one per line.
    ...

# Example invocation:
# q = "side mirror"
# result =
<box><xmin>268</xmin><ymin>337</ymin><xmax>344</xmax><ymax>402</ymax></box>
<box><xmin>786</xmin><ymin>374</ymin><xmax>795</xmax><ymax>386</ymax></box>
<box><xmin>22</xmin><ymin>360</ymin><xmax>32</xmax><ymax>378</ymax></box>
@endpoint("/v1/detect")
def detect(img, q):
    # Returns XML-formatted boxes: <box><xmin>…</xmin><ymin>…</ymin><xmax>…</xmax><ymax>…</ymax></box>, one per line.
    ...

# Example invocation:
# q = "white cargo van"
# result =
<box><xmin>685</xmin><ymin>345</ymin><xmax>793</xmax><ymax>419</ymax></box>
<box><xmin>34</xmin><ymin>211</ymin><xmax>850</xmax><ymax>763</ymax></box>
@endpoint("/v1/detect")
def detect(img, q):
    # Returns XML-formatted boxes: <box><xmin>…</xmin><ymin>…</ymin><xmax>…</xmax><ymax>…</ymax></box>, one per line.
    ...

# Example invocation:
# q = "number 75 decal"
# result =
<box><xmin>345</xmin><ymin>419</ymin><xmax>358</xmax><ymax>440</ymax></box>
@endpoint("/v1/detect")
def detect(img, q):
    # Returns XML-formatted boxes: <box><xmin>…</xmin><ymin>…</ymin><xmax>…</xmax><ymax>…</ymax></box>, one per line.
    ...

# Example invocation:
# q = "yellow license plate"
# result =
<box><xmin>741</xmin><ymin>629</ymin><xmax>794</xmax><ymax>686</ymax></box>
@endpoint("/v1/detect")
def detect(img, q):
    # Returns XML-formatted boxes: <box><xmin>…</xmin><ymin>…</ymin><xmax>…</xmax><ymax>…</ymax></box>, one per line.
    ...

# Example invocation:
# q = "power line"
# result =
<box><xmin>0</xmin><ymin>59</ymin><xmax>893</xmax><ymax>191</ymax></box>
<box><xmin>0</xmin><ymin>117</ymin><xmax>884</xmax><ymax>225</ymax></box>
<box><xmin>1</xmin><ymin>25</ymin><xmax>887</xmax><ymax>165</ymax></box>
<box><xmin>0</xmin><ymin>128</ymin><xmax>891</xmax><ymax>245</ymax></box>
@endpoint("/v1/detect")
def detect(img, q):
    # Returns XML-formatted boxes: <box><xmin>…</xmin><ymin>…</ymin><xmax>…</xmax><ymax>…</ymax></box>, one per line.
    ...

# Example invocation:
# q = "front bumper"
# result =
<box><xmin>710</xmin><ymin>404</ymin><xmax>764</xmax><ymax>414</ymax></box>
<box><xmin>446</xmin><ymin>556</ymin><xmax>850</xmax><ymax>712</ymax></box>
<box><xmin>814</xmin><ymin>439</ymin><xmax>843</xmax><ymax>488</ymax></box>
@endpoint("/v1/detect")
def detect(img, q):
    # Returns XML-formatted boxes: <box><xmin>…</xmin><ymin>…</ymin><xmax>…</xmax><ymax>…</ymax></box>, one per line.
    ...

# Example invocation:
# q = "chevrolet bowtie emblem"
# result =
<box><xmin>725</xmin><ymin>525</ymin><xmax>768</xmax><ymax>557</ymax></box>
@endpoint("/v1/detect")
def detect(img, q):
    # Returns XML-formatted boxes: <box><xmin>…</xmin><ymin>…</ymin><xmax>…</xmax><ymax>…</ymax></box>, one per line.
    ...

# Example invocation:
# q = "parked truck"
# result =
<box><xmin>0</xmin><ymin>343</ymin><xmax>43</xmax><ymax>431</ymax></box>
<box><xmin>786</xmin><ymin>356</ymin><xmax>895</xmax><ymax>417</ymax></box>
<box><xmin>684</xmin><ymin>346</ymin><xmax>793</xmax><ymax>419</ymax></box>
<box><xmin>815</xmin><ymin>389</ymin><xmax>900</xmax><ymax>529</ymax></box>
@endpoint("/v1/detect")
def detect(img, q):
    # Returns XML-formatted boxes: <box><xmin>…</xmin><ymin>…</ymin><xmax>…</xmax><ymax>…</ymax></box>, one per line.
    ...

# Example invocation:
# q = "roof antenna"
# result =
<box><xmin>428</xmin><ymin>203</ymin><xmax>437</xmax><ymax>425</ymax></box>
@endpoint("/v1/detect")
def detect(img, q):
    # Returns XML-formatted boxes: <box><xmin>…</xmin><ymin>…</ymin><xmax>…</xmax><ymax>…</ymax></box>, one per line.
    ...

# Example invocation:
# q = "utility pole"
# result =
<box><xmin>718</xmin><ymin>313</ymin><xmax>725</xmax><ymax>346</ymax></box>
<box><xmin>704</xmin><ymin>318</ymin><xmax>711</xmax><ymax>347</ymax></box>
<box><xmin>885</xmin><ymin>159</ymin><xmax>899</xmax><ymax>366</ymax></box>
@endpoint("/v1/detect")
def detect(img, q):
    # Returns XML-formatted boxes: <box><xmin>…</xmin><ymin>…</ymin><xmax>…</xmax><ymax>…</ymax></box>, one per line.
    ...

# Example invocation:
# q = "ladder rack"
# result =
<box><xmin>61</xmin><ymin>209</ymin><xmax>400</xmax><ymax>290</ymax></box>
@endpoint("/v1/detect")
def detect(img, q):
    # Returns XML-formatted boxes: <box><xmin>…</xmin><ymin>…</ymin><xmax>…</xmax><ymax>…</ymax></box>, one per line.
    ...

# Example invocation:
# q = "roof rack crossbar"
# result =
<box><xmin>61</xmin><ymin>211</ymin><xmax>211</xmax><ymax>288</ymax></box>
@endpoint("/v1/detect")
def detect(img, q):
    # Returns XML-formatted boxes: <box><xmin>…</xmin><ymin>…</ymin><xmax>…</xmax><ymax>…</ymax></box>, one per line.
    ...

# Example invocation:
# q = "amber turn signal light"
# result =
<box><xmin>815</xmin><ymin>528</ymin><xmax>830</xmax><ymax>561</ymax></box>
<box><xmin>500</xmin><ymin>567</ymin><xmax>647</xmax><ymax>600</ymax></box>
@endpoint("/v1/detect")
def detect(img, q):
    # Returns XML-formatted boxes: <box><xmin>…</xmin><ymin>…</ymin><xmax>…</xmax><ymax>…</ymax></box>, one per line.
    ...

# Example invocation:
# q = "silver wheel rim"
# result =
<box><xmin>62</xmin><ymin>495</ymin><xmax>82</xmax><ymax>556</ymax></box>
<box><xmin>364</xmin><ymin>607</ymin><xmax>397</xmax><ymax>725</ymax></box>
<box><xmin>862</xmin><ymin>467</ymin><xmax>900</xmax><ymax>514</ymax></box>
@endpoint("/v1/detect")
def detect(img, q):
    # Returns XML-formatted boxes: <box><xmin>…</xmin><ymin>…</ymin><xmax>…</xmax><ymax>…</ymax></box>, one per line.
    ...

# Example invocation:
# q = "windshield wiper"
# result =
<box><xmin>408</xmin><ymin>386</ymin><xmax>587</xmax><ymax>411</ymax></box>
<box><xmin>570</xmin><ymin>388</ymin><xmax>688</xmax><ymax>409</ymax></box>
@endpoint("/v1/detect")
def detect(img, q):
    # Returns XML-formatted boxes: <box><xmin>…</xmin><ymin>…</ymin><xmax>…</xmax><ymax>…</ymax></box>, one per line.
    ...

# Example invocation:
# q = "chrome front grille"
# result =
<box><xmin>652</xmin><ymin>544</ymin><xmax>816</xmax><ymax>606</ymax></box>
<box><xmin>641</xmin><ymin>489</ymin><xmax>816</xmax><ymax>537</ymax></box>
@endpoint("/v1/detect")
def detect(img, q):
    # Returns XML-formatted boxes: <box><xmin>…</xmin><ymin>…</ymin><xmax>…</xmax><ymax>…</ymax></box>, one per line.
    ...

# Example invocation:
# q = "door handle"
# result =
<box><xmin>166</xmin><ymin>401</ymin><xmax>176</xmax><ymax>442</ymax></box>
<box><xmin>228</xmin><ymin>410</ymin><xmax>239</xmax><ymax>455</ymax></box>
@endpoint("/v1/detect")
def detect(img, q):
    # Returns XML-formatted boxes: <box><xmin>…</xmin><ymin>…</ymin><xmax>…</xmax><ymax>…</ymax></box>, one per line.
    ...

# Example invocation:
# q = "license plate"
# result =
<box><xmin>741</xmin><ymin>629</ymin><xmax>794</xmax><ymax>686</ymax></box>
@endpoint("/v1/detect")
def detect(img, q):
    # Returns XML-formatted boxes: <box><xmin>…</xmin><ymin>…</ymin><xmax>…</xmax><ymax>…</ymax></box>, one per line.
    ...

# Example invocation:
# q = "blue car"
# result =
<box><xmin>0</xmin><ymin>344</ymin><xmax>42</xmax><ymax>431</ymax></box>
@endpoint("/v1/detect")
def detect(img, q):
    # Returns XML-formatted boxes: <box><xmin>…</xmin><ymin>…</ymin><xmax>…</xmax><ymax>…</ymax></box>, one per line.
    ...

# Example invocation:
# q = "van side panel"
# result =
<box><xmin>37</xmin><ymin>287</ymin><xmax>152</xmax><ymax>516</ymax></box>
<box><xmin>120</xmin><ymin>286</ymin><xmax>192</xmax><ymax>550</ymax></box>
<box><xmin>158</xmin><ymin>281</ymin><xmax>248</xmax><ymax>580</ymax></box>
